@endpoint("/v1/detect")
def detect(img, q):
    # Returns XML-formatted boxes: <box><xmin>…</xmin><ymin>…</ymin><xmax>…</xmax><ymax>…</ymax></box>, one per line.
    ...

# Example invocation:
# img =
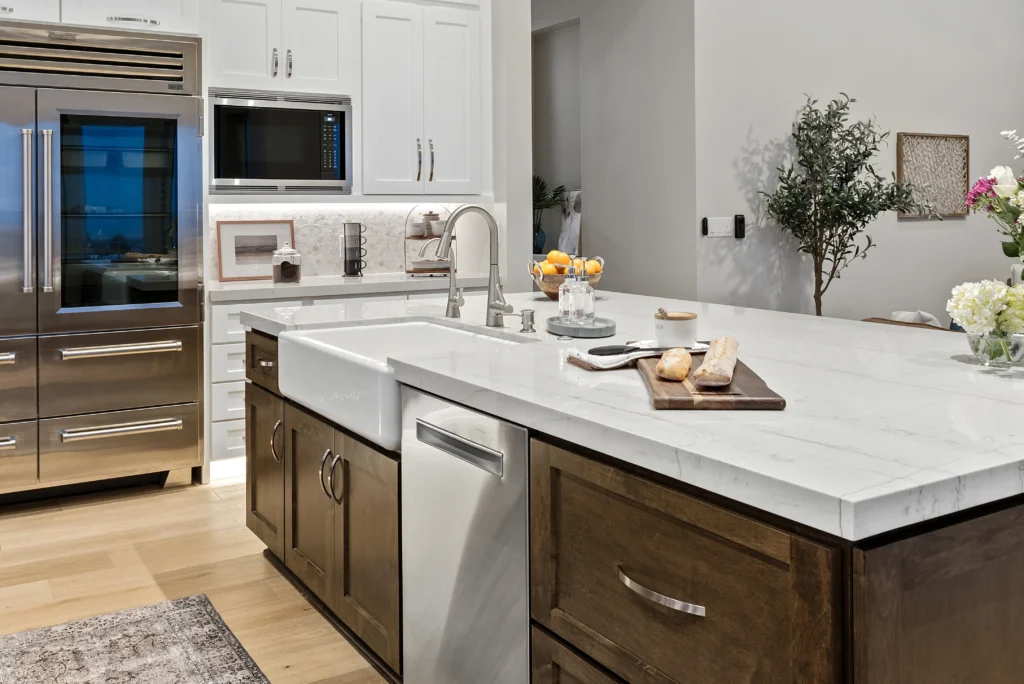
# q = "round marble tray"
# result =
<box><xmin>546</xmin><ymin>316</ymin><xmax>617</xmax><ymax>339</ymax></box>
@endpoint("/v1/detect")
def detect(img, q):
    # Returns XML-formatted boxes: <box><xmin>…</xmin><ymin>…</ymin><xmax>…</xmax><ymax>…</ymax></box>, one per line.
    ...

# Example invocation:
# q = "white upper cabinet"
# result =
<box><xmin>207</xmin><ymin>0</ymin><xmax>358</xmax><ymax>94</ymax></box>
<box><xmin>281</xmin><ymin>0</ymin><xmax>360</xmax><ymax>94</ymax></box>
<box><xmin>362</xmin><ymin>0</ymin><xmax>424</xmax><ymax>194</ymax></box>
<box><xmin>423</xmin><ymin>6</ymin><xmax>481</xmax><ymax>195</ymax></box>
<box><xmin>362</xmin><ymin>0</ymin><xmax>482</xmax><ymax>196</ymax></box>
<box><xmin>0</xmin><ymin>0</ymin><xmax>60</xmax><ymax>23</ymax></box>
<box><xmin>207</xmin><ymin>0</ymin><xmax>283</xmax><ymax>91</ymax></box>
<box><xmin>62</xmin><ymin>0</ymin><xmax>201</xmax><ymax>35</ymax></box>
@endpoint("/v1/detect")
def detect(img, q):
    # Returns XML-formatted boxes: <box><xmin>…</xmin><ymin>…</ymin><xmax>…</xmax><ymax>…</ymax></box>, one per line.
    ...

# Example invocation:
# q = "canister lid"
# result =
<box><xmin>272</xmin><ymin>241</ymin><xmax>301</xmax><ymax>265</ymax></box>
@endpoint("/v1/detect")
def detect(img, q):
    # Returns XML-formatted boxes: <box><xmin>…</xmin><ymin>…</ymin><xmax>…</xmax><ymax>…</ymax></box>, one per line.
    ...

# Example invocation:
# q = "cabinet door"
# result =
<box><xmin>423</xmin><ymin>6</ymin><xmax>481</xmax><ymax>195</ymax></box>
<box><xmin>246</xmin><ymin>383</ymin><xmax>285</xmax><ymax>560</ymax></box>
<box><xmin>206</xmin><ymin>0</ymin><xmax>283</xmax><ymax>91</ymax></box>
<box><xmin>0</xmin><ymin>0</ymin><xmax>59</xmax><ymax>22</ymax></box>
<box><xmin>362</xmin><ymin>0</ymin><xmax>425</xmax><ymax>194</ymax></box>
<box><xmin>284</xmin><ymin>402</ymin><xmax>335</xmax><ymax>605</ymax></box>
<box><xmin>332</xmin><ymin>433</ymin><xmax>401</xmax><ymax>673</ymax></box>
<box><xmin>62</xmin><ymin>0</ymin><xmax>200</xmax><ymax>34</ymax></box>
<box><xmin>282</xmin><ymin>0</ymin><xmax>360</xmax><ymax>95</ymax></box>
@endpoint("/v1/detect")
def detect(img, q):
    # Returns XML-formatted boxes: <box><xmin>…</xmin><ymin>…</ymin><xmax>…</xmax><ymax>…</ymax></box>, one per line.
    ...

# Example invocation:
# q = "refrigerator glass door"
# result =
<box><xmin>0</xmin><ymin>85</ymin><xmax>38</xmax><ymax>337</ymax></box>
<box><xmin>37</xmin><ymin>89</ymin><xmax>201</xmax><ymax>334</ymax></box>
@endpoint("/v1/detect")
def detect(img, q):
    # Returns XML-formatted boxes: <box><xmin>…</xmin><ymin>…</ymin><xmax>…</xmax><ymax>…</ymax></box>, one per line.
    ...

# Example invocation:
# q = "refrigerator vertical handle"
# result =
<box><xmin>21</xmin><ymin>129</ymin><xmax>33</xmax><ymax>294</ymax></box>
<box><xmin>41</xmin><ymin>129</ymin><xmax>53</xmax><ymax>294</ymax></box>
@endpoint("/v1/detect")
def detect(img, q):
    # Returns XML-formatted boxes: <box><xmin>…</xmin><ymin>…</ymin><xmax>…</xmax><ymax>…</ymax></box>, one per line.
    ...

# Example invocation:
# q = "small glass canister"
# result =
<box><xmin>272</xmin><ymin>242</ymin><xmax>302</xmax><ymax>283</ymax></box>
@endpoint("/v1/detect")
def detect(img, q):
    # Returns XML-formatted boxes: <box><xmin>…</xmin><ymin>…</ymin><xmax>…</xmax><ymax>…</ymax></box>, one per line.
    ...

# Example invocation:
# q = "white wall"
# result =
<box><xmin>531</xmin><ymin>0</ymin><xmax>698</xmax><ymax>299</ymax></box>
<box><xmin>532</xmin><ymin>23</ymin><xmax>582</xmax><ymax>249</ymax></box>
<box><xmin>694</xmin><ymin>0</ymin><xmax>1020</xmax><ymax>320</ymax></box>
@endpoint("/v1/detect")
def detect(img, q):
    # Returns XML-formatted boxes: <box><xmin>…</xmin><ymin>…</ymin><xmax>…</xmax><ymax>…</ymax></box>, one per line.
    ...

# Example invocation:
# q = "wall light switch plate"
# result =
<box><xmin>703</xmin><ymin>217</ymin><xmax>734</xmax><ymax>238</ymax></box>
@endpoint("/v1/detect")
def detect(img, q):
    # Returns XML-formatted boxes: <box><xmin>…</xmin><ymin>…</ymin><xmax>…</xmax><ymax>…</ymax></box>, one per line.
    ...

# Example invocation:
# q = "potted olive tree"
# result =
<box><xmin>762</xmin><ymin>95</ymin><xmax>926</xmax><ymax>316</ymax></box>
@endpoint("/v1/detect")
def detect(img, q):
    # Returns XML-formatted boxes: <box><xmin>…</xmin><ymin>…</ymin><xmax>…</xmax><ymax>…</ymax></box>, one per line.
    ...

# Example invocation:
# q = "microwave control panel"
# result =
<box><xmin>321</xmin><ymin>112</ymin><xmax>343</xmax><ymax>180</ymax></box>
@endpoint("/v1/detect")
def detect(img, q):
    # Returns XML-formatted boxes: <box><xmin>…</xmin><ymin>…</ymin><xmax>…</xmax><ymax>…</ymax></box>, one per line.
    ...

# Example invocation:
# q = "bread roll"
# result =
<box><xmin>693</xmin><ymin>337</ymin><xmax>739</xmax><ymax>387</ymax></box>
<box><xmin>656</xmin><ymin>348</ymin><xmax>693</xmax><ymax>382</ymax></box>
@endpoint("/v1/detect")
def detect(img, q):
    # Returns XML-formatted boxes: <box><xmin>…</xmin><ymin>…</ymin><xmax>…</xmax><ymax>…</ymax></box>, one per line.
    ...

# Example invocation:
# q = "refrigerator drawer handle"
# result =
<box><xmin>60</xmin><ymin>418</ymin><xmax>183</xmax><ymax>443</ymax></box>
<box><xmin>21</xmin><ymin>129</ymin><xmax>33</xmax><ymax>294</ymax></box>
<box><xmin>0</xmin><ymin>352</ymin><xmax>16</xmax><ymax>365</ymax></box>
<box><xmin>42</xmin><ymin>130</ymin><xmax>53</xmax><ymax>294</ymax></box>
<box><xmin>60</xmin><ymin>340</ymin><xmax>183</xmax><ymax>361</ymax></box>
<box><xmin>0</xmin><ymin>436</ymin><xmax>16</xmax><ymax>451</ymax></box>
<box><xmin>416</xmin><ymin>419</ymin><xmax>504</xmax><ymax>477</ymax></box>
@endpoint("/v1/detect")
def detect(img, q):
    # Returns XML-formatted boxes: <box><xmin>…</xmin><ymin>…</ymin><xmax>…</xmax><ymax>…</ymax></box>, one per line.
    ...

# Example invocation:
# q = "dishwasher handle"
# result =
<box><xmin>416</xmin><ymin>419</ymin><xmax>504</xmax><ymax>477</ymax></box>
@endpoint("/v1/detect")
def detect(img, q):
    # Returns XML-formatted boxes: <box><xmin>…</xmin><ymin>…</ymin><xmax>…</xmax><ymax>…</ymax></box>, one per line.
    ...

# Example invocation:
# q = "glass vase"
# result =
<box><xmin>967</xmin><ymin>333</ymin><xmax>1024</xmax><ymax>368</ymax></box>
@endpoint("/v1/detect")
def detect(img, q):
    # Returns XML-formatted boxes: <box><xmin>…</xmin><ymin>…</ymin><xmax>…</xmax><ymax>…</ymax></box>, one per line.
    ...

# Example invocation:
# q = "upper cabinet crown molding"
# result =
<box><xmin>0</xmin><ymin>0</ymin><xmax>60</xmax><ymax>23</ymax></box>
<box><xmin>206</xmin><ymin>0</ymin><xmax>359</xmax><ymax>95</ymax></box>
<box><xmin>61</xmin><ymin>0</ymin><xmax>201</xmax><ymax>35</ymax></box>
<box><xmin>362</xmin><ymin>0</ymin><xmax>482</xmax><ymax>196</ymax></box>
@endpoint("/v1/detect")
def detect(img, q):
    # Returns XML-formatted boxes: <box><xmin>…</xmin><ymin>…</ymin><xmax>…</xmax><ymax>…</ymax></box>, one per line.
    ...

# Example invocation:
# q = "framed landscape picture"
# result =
<box><xmin>216</xmin><ymin>220</ymin><xmax>295</xmax><ymax>281</ymax></box>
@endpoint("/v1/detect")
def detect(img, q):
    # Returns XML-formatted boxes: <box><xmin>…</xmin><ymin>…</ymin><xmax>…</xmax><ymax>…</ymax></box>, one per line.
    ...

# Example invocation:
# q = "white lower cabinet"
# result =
<box><xmin>1</xmin><ymin>0</ymin><xmax>60</xmax><ymax>22</ymax></box>
<box><xmin>211</xmin><ymin>420</ymin><xmax>247</xmax><ymax>462</ymax></box>
<box><xmin>62</xmin><ymin>0</ymin><xmax>200</xmax><ymax>34</ymax></box>
<box><xmin>212</xmin><ymin>381</ymin><xmax>247</xmax><ymax>423</ymax></box>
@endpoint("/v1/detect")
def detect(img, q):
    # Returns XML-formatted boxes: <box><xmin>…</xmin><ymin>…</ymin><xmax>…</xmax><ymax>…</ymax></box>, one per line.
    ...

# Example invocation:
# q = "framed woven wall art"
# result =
<box><xmin>896</xmin><ymin>133</ymin><xmax>970</xmax><ymax>218</ymax></box>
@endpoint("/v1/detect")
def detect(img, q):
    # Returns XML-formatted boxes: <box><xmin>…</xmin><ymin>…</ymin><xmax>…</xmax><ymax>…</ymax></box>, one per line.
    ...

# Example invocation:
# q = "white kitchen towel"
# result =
<box><xmin>567</xmin><ymin>341</ymin><xmax>710</xmax><ymax>371</ymax></box>
<box><xmin>558</xmin><ymin>190</ymin><xmax>583</xmax><ymax>254</ymax></box>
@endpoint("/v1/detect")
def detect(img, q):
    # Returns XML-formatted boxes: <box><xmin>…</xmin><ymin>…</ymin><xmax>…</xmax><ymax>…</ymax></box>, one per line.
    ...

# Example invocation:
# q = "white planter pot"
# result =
<box><xmin>1013</xmin><ymin>264</ymin><xmax>1024</xmax><ymax>286</ymax></box>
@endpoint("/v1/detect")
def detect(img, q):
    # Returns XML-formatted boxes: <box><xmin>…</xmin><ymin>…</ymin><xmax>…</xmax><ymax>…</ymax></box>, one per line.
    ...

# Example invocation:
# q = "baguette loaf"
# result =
<box><xmin>693</xmin><ymin>337</ymin><xmax>739</xmax><ymax>387</ymax></box>
<box><xmin>656</xmin><ymin>348</ymin><xmax>692</xmax><ymax>382</ymax></box>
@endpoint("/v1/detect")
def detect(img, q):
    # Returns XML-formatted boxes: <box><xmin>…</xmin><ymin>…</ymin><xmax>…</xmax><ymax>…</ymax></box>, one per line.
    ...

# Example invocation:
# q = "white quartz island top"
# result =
<box><xmin>241</xmin><ymin>291</ymin><xmax>1024</xmax><ymax>541</ymax></box>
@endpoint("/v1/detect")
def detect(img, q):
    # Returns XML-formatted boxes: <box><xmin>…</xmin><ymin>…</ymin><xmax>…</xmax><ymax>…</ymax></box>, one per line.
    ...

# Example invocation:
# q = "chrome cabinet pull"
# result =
<box><xmin>416</xmin><ymin>138</ymin><xmax>423</xmax><ymax>182</ymax></box>
<box><xmin>60</xmin><ymin>340</ymin><xmax>183</xmax><ymax>361</ymax></box>
<box><xmin>0</xmin><ymin>352</ymin><xmax>15</xmax><ymax>365</ymax></box>
<box><xmin>616</xmin><ymin>565</ymin><xmax>706</xmax><ymax>617</ymax></box>
<box><xmin>258</xmin><ymin>358</ymin><xmax>275</xmax><ymax>369</ymax></box>
<box><xmin>272</xmin><ymin>48</ymin><xmax>280</xmax><ymax>77</ymax></box>
<box><xmin>328</xmin><ymin>454</ymin><xmax>343</xmax><ymax>504</ymax></box>
<box><xmin>269</xmin><ymin>420</ymin><xmax>282</xmax><ymax>464</ymax></box>
<box><xmin>416</xmin><ymin>419</ymin><xmax>503</xmax><ymax>477</ymax></box>
<box><xmin>21</xmin><ymin>129</ymin><xmax>33</xmax><ymax>294</ymax></box>
<box><xmin>0</xmin><ymin>436</ymin><xmax>16</xmax><ymax>451</ymax></box>
<box><xmin>0</xmin><ymin>7</ymin><xmax>14</xmax><ymax>13</ymax></box>
<box><xmin>286</xmin><ymin>49</ymin><xmax>293</xmax><ymax>77</ymax></box>
<box><xmin>42</xmin><ymin>130</ymin><xmax>53</xmax><ymax>294</ymax></box>
<box><xmin>319</xmin><ymin>449</ymin><xmax>332</xmax><ymax>498</ymax></box>
<box><xmin>61</xmin><ymin>418</ymin><xmax>183</xmax><ymax>444</ymax></box>
<box><xmin>107</xmin><ymin>16</ymin><xmax>161</xmax><ymax>26</ymax></box>
<box><xmin>428</xmin><ymin>139</ymin><xmax>435</xmax><ymax>182</ymax></box>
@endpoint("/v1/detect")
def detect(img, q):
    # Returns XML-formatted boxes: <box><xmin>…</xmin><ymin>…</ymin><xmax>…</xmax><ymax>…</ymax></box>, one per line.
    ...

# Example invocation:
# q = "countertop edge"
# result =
<box><xmin>208</xmin><ymin>275</ymin><xmax>492</xmax><ymax>304</ymax></box>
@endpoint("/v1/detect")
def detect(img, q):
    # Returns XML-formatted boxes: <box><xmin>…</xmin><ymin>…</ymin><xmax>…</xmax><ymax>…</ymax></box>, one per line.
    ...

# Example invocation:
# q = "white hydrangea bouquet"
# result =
<box><xmin>947</xmin><ymin>280</ymin><xmax>1024</xmax><ymax>367</ymax></box>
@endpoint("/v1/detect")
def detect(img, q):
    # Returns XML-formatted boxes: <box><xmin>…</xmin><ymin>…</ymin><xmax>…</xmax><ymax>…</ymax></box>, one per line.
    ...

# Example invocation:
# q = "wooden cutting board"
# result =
<box><xmin>636</xmin><ymin>354</ymin><xmax>786</xmax><ymax>410</ymax></box>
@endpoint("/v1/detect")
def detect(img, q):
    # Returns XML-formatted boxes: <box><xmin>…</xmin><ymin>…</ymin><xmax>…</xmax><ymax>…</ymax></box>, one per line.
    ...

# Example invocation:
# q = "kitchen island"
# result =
<box><xmin>241</xmin><ymin>290</ymin><xmax>1024</xmax><ymax>684</ymax></box>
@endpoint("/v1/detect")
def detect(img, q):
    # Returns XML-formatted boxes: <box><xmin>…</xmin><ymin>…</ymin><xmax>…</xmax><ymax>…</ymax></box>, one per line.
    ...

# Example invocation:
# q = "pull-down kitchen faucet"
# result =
<box><xmin>435</xmin><ymin>205</ymin><xmax>512</xmax><ymax>327</ymax></box>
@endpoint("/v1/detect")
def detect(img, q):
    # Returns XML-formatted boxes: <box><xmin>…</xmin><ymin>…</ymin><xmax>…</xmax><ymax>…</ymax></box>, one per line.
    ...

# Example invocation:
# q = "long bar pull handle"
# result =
<box><xmin>428</xmin><ymin>139</ymin><xmax>435</xmax><ymax>183</ymax></box>
<box><xmin>21</xmin><ymin>129</ymin><xmax>33</xmax><ymax>294</ymax></box>
<box><xmin>617</xmin><ymin>565</ymin><xmax>706</xmax><ymax>617</ymax></box>
<box><xmin>272</xmin><ymin>48</ymin><xmax>280</xmax><ymax>77</ymax></box>
<box><xmin>269</xmin><ymin>420</ymin><xmax>283</xmax><ymax>464</ymax></box>
<box><xmin>60</xmin><ymin>340</ymin><xmax>182</xmax><ymax>361</ymax></box>
<box><xmin>41</xmin><ymin>129</ymin><xmax>53</xmax><ymax>294</ymax></box>
<box><xmin>286</xmin><ymin>49</ymin><xmax>293</xmax><ymax>78</ymax></box>
<box><xmin>0</xmin><ymin>352</ymin><xmax>15</xmax><ymax>366</ymax></box>
<box><xmin>61</xmin><ymin>418</ymin><xmax>183</xmax><ymax>444</ymax></box>
<box><xmin>416</xmin><ymin>138</ymin><xmax>423</xmax><ymax>182</ymax></box>
<box><xmin>328</xmin><ymin>454</ymin><xmax>343</xmax><ymax>504</ymax></box>
<box><xmin>0</xmin><ymin>436</ymin><xmax>15</xmax><ymax>450</ymax></box>
<box><xmin>319</xmin><ymin>449</ymin><xmax>332</xmax><ymax>498</ymax></box>
<box><xmin>107</xmin><ymin>16</ymin><xmax>161</xmax><ymax>26</ymax></box>
<box><xmin>416</xmin><ymin>419</ymin><xmax>504</xmax><ymax>477</ymax></box>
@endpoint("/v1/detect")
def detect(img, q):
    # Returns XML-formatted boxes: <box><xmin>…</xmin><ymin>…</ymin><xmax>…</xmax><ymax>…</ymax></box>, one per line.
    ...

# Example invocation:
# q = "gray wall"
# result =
<box><xmin>532</xmin><ymin>23</ymin><xmax>582</xmax><ymax>251</ymax></box>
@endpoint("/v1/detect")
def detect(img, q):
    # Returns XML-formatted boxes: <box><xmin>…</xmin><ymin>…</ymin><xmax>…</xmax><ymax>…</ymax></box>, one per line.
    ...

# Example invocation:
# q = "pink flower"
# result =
<box><xmin>967</xmin><ymin>176</ymin><xmax>998</xmax><ymax>209</ymax></box>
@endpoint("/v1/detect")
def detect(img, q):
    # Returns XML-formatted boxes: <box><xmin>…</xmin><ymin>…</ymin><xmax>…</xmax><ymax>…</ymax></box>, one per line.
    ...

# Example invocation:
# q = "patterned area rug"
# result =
<box><xmin>0</xmin><ymin>595</ymin><xmax>269</xmax><ymax>684</ymax></box>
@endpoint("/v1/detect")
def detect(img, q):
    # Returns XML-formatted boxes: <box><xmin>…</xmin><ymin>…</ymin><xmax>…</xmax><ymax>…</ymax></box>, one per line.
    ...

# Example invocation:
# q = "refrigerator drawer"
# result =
<box><xmin>0</xmin><ymin>421</ymin><xmax>39</xmax><ymax>492</ymax></box>
<box><xmin>40</xmin><ymin>403</ymin><xmax>200</xmax><ymax>485</ymax></box>
<box><xmin>0</xmin><ymin>338</ymin><xmax>37</xmax><ymax>423</ymax></box>
<box><xmin>39</xmin><ymin>327</ymin><xmax>200</xmax><ymax>418</ymax></box>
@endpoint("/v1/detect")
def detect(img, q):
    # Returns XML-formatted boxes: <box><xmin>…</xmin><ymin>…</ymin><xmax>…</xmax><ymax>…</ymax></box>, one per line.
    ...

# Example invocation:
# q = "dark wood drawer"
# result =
<box><xmin>531</xmin><ymin>439</ymin><xmax>839</xmax><ymax>684</ymax></box>
<box><xmin>246</xmin><ymin>331</ymin><xmax>280</xmax><ymax>395</ymax></box>
<box><xmin>532</xmin><ymin>628</ymin><xmax>622</xmax><ymax>684</ymax></box>
<box><xmin>38</xmin><ymin>327</ymin><xmax>199</xmax><ymax>418</ymax></box>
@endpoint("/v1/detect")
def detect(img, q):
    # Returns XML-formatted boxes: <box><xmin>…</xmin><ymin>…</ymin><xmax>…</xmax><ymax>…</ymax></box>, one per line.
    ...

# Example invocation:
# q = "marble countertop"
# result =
<box><xmin>207</xmin><ymin>272</ymin><xmax>491</xmax><ymax>303</ymax></box>
<box><xmin>243</xmin><ymin>290</ymin><xmax>1024</xmax><ymax>541</ymax></box>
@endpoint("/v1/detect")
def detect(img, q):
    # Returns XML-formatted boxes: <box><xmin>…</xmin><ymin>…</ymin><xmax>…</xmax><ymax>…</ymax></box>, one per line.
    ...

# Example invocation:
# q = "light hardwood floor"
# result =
<box><xmin>0</xmin><ymin>476</ymin><xmax>385</xmax><ymax>684</ymax></box>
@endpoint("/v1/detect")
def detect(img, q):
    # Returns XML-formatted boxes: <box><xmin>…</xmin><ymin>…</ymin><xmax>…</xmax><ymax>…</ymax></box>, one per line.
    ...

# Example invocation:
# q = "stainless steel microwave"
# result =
<box><xmin>209</xmin><ymin>89</ymin><xmax>353</xmax><ymax>195</ymax></box>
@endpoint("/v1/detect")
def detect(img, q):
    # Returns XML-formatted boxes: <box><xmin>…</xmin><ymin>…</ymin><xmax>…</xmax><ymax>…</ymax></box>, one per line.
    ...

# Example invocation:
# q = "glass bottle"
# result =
<box><xmin>559</xmin><ymin>261</ymin><xmax>578</xmax><ymax>323</ymax></box>
<box><xmin>576</xmin><ymin>259</ymin><xmax>596</xmax><ymax>325</ymax></box>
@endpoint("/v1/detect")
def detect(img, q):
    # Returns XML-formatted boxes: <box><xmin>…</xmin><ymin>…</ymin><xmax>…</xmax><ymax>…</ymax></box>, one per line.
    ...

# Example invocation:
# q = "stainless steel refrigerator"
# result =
<box><xmin>0</xmin><ymin>21</ymin><xmax>204</xmax><ymax>495</ymax></box>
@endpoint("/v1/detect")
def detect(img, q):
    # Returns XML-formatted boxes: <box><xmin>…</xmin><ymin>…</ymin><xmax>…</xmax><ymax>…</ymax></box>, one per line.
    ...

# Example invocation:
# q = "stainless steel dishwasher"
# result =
<box><xmin>401</xmin><ymin>387</ymin><xmax>529</xmax><ymax>684</ymax></box>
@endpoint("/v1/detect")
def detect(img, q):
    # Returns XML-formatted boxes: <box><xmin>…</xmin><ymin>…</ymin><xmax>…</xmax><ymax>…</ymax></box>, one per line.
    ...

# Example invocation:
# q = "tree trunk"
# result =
<box><xmin>813</xmin><ymin>259</ymin><xmax>824</xmax><ymax>317</ymax></box>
